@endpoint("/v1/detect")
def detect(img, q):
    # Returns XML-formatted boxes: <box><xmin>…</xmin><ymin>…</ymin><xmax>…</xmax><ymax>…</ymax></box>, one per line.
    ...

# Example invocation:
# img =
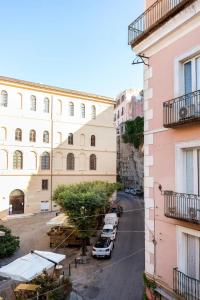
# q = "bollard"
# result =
<box><xmin>68</xmin><ymin>263</ymin><xmax>71</xmax><ymax>276</ymax></box>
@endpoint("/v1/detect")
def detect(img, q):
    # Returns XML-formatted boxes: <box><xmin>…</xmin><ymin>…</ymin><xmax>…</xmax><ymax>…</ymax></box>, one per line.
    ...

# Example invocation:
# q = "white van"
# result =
<box><xmin>104</xmin><ymin>213</ymin><xmax>119</xmax><ymax>227</ymax></box>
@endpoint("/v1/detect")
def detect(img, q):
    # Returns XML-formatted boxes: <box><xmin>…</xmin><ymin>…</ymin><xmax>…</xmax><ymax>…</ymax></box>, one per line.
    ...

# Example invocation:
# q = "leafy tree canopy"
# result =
<box><xmin>0</xmin><ymin>225</ymin><xmax>20</xmax><ymax>258</ymax></box>
<box><xmin>122</xmin><ymin>116</ymin><xmax>144</xmax><ymax>149</ymax></box>
<box><xmin>53</xmin><ymin>181</ymin><xmax>121</xmax><ymax>254</ymax></box>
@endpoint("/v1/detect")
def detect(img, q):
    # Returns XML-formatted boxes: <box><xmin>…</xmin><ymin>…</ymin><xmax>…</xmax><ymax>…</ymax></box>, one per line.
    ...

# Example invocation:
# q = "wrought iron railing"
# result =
<box><xmin>173</xmin><ymin>268</ymin><xmax>200</xmax><ymax>300</ymax></box>
<box><xmin>163</xmin><ymin>90</ymin><xmax>200</xmax><ymax>127</ymax></box>
<box><xmin>128</xmin><ymin>0</ymin><xmax>194</xmax><ymax>45</ymax></box>
<box><xmin>164</xmin><ymin>191</ymin><xmax>200</xmax><ymax>224</ymax></box>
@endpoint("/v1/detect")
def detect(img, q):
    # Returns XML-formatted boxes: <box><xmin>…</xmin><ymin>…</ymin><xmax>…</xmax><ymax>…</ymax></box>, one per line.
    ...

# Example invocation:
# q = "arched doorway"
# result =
<box><xmin>9</xmin><ymin>189</ymin><xmax>24</xmax><ymax>214</ymax></box>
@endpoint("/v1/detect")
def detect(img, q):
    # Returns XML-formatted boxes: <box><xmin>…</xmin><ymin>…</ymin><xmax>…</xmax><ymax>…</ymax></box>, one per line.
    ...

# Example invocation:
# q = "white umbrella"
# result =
<box><xmin>0</xmin><ymin>250</ymin><xmax>65</xmax><ymax>282</ymax></box>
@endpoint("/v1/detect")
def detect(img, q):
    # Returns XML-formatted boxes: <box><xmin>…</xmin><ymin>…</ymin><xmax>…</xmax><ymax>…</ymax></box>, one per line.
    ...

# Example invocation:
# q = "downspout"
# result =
<box><xmin>50</xmin><ymin>95</ymin><xmax>53</xmax><ymax>212</ymax></box>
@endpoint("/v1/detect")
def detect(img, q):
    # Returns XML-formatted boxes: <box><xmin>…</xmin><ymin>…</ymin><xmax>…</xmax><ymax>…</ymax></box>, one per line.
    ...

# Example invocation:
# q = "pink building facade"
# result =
<box><xmin>129</xmin><ymin>0</ymin><xmax>200</xmax><ymax>299</ymax></box>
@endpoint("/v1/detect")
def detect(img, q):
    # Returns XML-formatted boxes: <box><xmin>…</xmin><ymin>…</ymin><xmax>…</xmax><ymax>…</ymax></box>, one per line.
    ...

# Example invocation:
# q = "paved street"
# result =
<box><xmin>74</xmin><ymin>191</ymin><xmax>145</xmax><ymax>300</ymax></box>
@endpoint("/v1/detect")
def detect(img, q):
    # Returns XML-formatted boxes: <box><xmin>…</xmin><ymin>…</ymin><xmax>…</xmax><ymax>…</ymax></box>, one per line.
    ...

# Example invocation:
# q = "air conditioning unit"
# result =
<box><xmin>168</xmin><ymin>207</ymin><xmax>176</xmax><ymax>215</ymax></box>
<box><xmin>179</xmin><ymin>106</ymin><xmax>188</xmax><ymax>119</ymax></box>
<box><xmin>188</xmin><ymin>207</ymin><xmax>197</xmax><ymax>219</ymax></box>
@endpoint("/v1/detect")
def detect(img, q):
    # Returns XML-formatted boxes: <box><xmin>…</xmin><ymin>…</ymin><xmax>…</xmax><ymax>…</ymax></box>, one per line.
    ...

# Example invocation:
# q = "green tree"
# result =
<box><xmin>122</xmin><ymin>116</ymin><xmax>144</xmax><ymax>149</ymax></box>
<box><xmin>0</xmin><ymin>225</ymin><xmax>20</xmax><ymax>258</ymax></box>
<box><xmin>53</xmin><ymin>181</ymin><xmax>120</xmax><ymax>255</ymax></box>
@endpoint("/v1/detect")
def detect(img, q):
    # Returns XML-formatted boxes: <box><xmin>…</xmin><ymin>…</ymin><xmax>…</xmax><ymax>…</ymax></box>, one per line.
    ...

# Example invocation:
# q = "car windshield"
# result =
<box><xmin>103</xmin><ymin>229</ymin><xmax>112</xmax><ymax>233</ymax></box>
<box><xmin>95</xmin><ymin>239</ymin><xmax>109</xmax><ymax>248</ymax></box>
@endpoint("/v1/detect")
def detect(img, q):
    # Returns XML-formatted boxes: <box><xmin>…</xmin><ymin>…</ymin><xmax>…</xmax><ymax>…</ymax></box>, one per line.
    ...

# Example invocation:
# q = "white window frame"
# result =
<box><xmin>177</xmin><ymin>226</ymin><xmax>200</xmax><ymax>278</ymax></box>
<box><xmin>175</xmin><ymin>140</ymin><xmax>200</xmax><ymax>193</ymax></box>
<box><xmin>174</xmin><ymin>46</ymin><xmax>200</xmax><ymax>98</ymax></box>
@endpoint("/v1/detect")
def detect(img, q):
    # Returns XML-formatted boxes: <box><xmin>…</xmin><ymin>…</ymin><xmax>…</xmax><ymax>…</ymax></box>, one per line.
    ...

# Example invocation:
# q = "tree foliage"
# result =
<box><xmin>53</xmin><ymin>181</ymin><xmax>120</xmax><ymax>255</ymax></box>
<box><xmin>0</xmin><ymin>225</ymin><xmax>20</xmax><ymax>258</ymax></box>
<box><xmin>122</xmin><ymin>116</ymin><xmax>144</xmax><ymax>149</ymax></box>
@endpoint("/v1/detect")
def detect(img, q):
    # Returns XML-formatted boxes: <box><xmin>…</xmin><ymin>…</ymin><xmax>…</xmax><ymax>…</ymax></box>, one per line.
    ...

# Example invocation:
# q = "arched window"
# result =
<box><xmin>56</xmin><ymin>132</ymin><xmax>62</xmax><ymax>144</ymax></box>
<box><xmin>30</xmin><ymin>95</ymin><xmax>36</xmax><ymax>111</ymax></box>
<box><xmin>81</xmin><ymin>103</ymin><xmax>85</xmax><ymax>118</ymax></box>
<box><xmin>0</xmin><ymin>127</ymin><xmax>6</xmax><ymax>142</ymax></box>
<box><xmin>69</xmin><ymin>102</ymin><xmax>74</xmax><ymax>116</ymax></box>
<box><xmin>0</xmin><ymin>149</ymin><xmax>8</xmax><ymax>170</ymax></box>
<box><xmin>43</xmin><ymin>131</ymin><xmax>49</xmax><ymax>143</ymax></box>
<box><xmin>67</xmin><ymin>153</ymin><xmax>75</xmax><ymax>170</ymax></box>
<box><xmin>56</xmin><ymin>99</ymin><xmax>62</xmax><ymax>115</ymax></box>
<box><xmin>0</xmin><ymin>90</ymin><xmax>8</xmax><ymax>107</ymax></box>
<box><xmin>91</xmin><ymin>135</ymin><xmax>96</xmax><ymax>146</ymax></box>
<box><xmin>41</xmin><ymin>152</ymin><xmax>50</xmax><ymax>170</ymax></box>
<box><xmin>15</xmin><ymin>128</ymin><xmax>22</xmax><ymax>141</ymax></box>
<box><xmin>30</xmin><ymin>130</ymin><xmax>36</xmax><ymax>142</ymax></box>
<box><xmin>90</xmin><ymin>154</ymin><xmax>96</xmax><ymax>170</ymax></box>
<box><xmin>44</xmin><ymin>97</ymin><xmax>49</xmax><ymax>113</ymax></box>
<box><xmin>13</xmin><ymin>150</ymin><xmax>23</xmax><ymax>169</ymax></box>
<box><xmin>91</xmin><ymin>105</ymin><xmax>96</xmax><ymax>119</ymax></box>
<box><xmin>68</xmin><ymin>133</ymin><xmax>73</xmax><ymax>145</ymax></box>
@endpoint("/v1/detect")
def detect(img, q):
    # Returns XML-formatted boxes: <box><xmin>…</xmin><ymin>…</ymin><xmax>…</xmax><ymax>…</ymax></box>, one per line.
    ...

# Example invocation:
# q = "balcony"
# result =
<box><xmin>163</xmin><ymin>90</ymin><xmax>200</xmax><ymax>128</ymax></box>
<box><xmin>173</xmin><ymin>268</ymin><xmax>200</xmax><ymax>300</ymax></box>
<box><xmin>128</xmin><ymin>0</ymin><xmax>195</xmax><ymax>46</ymax></box>
<box><xmin>164</xmin><ymin>191</ymin><xmax>200</xmax><ymax>224</ymax></box>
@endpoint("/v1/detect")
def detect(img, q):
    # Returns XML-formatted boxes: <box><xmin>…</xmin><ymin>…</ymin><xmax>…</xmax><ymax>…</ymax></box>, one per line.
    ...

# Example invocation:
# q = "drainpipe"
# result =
<box><xmin>50</xmin><ymin>95</ymin><xmax>53</xmax><ymax>212</ymax></box>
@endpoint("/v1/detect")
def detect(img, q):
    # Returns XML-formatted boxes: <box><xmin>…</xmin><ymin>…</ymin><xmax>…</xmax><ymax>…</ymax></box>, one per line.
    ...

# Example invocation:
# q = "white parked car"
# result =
<box><xmin>92</xmin><ymin>237</ymin><xmax>114</xmax><ymax>258</ymax></box>
<box><xmin>101</xmin><ymin>224</ymin><xmax>117</xmax><ymax>240</ymax></box>
<box><xmin>104</xmin><ymin>213</ymin><xmax>119</xmax><ymax>227</ymax></box>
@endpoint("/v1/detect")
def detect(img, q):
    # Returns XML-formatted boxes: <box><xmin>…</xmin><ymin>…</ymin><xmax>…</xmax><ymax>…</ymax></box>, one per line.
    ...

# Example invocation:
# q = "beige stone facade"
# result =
<box><xmin>0</xmin><ymin>77</ymin><xmax>116</xmax><ymax>216</ymax></box>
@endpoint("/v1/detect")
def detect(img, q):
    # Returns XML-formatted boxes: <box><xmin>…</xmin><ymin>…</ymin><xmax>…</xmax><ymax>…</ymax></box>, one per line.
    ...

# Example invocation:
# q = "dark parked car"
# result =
<box><xmin>109</xmin><ymin>204</ymin><xmax>123</xmax><ymax>217</ymax></box>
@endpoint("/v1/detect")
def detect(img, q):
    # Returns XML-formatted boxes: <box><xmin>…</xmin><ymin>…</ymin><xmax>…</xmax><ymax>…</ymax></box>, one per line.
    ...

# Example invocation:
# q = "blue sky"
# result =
<box><xmin>1</xmin><ymin>1</ymin><xmax>144</xmax><ymax>97</ymax></box>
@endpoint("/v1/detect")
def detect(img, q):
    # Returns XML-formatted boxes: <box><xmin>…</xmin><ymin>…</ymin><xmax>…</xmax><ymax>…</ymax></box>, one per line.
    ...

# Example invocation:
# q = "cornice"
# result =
<box><xmin>0</xmin><ymin>76</ymin><xmax>115</xmax><ymax>105</ymax></box>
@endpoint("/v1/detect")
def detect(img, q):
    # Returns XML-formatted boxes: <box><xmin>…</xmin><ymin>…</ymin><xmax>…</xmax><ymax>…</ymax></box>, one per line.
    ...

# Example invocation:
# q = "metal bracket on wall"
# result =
<box><xmin>132</xmin><ymin>54</ymin><xmax>149</xmax><ymax>67</ymax></box>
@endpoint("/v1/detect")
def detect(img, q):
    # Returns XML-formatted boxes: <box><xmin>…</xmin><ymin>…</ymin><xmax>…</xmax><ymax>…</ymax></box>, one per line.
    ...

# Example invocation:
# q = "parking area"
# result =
<box><xmin>0</xmin><ymin>192</ymin><xmax>144</xmax><ymax>300</ymax></box>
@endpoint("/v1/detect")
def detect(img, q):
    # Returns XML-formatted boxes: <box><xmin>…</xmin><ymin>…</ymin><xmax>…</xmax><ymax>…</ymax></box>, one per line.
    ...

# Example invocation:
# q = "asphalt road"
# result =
<box><xmin>81</xmin><ymin>191</ymin><xmax>145</xmax><ymax>300</ymax></box>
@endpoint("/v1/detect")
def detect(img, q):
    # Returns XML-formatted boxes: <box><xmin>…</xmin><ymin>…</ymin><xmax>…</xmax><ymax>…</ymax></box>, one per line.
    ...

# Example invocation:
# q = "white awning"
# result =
<box><xmin>46</xmin><ymin>213</ymin><xmax>71</xmax><ymax>227</ymax></box>
<box><xmin>0</xmin><ymin>250</ymin><xmax>65</xmax><ymax>282</ymax></box>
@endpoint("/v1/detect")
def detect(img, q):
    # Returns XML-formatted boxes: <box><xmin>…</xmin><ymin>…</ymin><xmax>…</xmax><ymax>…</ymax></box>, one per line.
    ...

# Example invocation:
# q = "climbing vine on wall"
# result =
<box><xmin>122</xmin><ymin>116</ymin><xmax>144</xmax><ymax>149</ymax></box>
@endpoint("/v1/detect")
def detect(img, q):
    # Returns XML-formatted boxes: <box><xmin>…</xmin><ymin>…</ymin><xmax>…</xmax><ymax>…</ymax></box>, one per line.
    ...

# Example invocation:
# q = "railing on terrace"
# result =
<box><xmin>164</xmin><ymin>191</ymin><xmax>200</xmax><ymax>224</ymax></box>
<box><xmin>163</xmin><ymin>90</ymin><xmax>200</xmax><ymax>127</ymax></box>
<box><xmin>173</xmin><ymin>268</ymin><xmax>200</xmax><ymax>300</ymax></box>
<box><xmin>128</xmin><ymin>0</ymin><xmax>194</xmax><ymax>46</ymax></box>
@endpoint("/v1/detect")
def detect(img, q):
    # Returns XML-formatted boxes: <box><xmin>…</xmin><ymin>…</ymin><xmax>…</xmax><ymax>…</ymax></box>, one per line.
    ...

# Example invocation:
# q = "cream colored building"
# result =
<box><xmin>0</xmin><ymin>76</ymin><xmax>116</xmax><ymax>216</ymax></box>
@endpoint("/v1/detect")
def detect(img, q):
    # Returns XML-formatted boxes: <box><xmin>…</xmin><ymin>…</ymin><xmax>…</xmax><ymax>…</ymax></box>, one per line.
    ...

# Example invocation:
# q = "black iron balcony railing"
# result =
<box><xmin>128</xmin><ymin>0</ymin><xmax>195</xmax><ymax>46</ymax></box>
<box><xmin>164</xmin><ymin>191</ymin><xmax>200</xmax><ymax>224</ymax></box>
<box><xmin>173</xmin><ymin>268</ymin><xmax>200</xmax><ymax>300</ymax></box>
<box><xmin>163</xmin><ymin>90</ymin><xmax>200</xmax><ymax>128</ymax></box>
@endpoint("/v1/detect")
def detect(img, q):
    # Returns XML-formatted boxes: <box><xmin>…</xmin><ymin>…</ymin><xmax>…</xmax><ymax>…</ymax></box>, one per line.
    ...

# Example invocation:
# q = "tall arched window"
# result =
<box><xmin>43</xmin><ymin>131</ymin><xmax>49</xmax><ymax>143</ymax></box>
<box><xmin>0</xmin><ymin>90</ymin><xmax>8</xmax><ymax>107</ymax></box>
<box><xmin>30</xmin><ymin>95</ymin><xmax>36</xmax><ymax>111</ymax></box>
<box><xmin>91</xmin><ymin>105</ymin><xmax>96</xmax><ymax>119</ymax></box>
<box><xmin>13</xmin><ymin>150</ymin><xmax>23</xmax><ymax>169</ymax></box>
<box><xmin>67</xmin><ymin>153</ymin><xmax>75</xmax><ymax>170</ymax></box>
<box><xmin>0</xmin><ymin>149</ymin><xmax>8</xmax><ymax>170</ymax></box>
<box><xmin>15</xmin><ymin>128</ymin><xmax>22</xmax><ymax>141</ymax></box>
<box><xmin>44</xmin><ymin>97</ymin><xmax>49</xmax><ymax>113</ymax></box>
<box><xmin>81</xmin><ymin>103</ymin><xmax>85</xmax><ymax>118</ymax></box>
<box><xmin>56</xmin><ymin>99</ymin><xmax>62</xmax><ymax>115</ymax></box>
<box><xmin>68</xmin><ymin>133</ymin><xmax>73</xmax><ymax>145</ymax></box>
<box><xmin>91</xmin><ymin>135</ymin><xmax>96</xmax><ymax>146</ymax></box>
<box><xmin>90</xmin><ymin>154</ymin><xmax>96</xmax><ymax>170</ymax></box>
<box><xmin>41</xmin><ymin>152</ymin><xmax>50</xmax><ymax>170</ymax></box>
<box><xmin>69</xmin><ymin>102</ymin><xmax>74</xmax><ymax>116</ymax></box>
<box><xmin>30</xmin><ymin>130</ymin><xmax>36</xmax><ymax>142</ymax></box>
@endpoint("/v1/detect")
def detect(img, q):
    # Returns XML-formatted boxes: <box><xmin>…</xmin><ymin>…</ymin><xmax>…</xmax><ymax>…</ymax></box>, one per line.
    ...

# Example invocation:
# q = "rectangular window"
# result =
<box><xmin>196</xmin><ymin>57</ymin><xmax>200</xmax><ymax>90</ymax></box>
<box><xmin>184</xmin><ymin>61</ymin><xmax>192</xmax><ymax>94</ymax></box>
<box><xmin>186</xmin><ymin>234</ymin><xmax>200</xmax><ymax>280</ymax></box>
<box><xmin>42</xmin><ymin>179</ymin><xmax>48</xmax><ymax>190</ymax></box>
<box><xmin>185</xmin><ymin>150</ymin><xmax>194</xmax><ymax>194</ymax></box>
